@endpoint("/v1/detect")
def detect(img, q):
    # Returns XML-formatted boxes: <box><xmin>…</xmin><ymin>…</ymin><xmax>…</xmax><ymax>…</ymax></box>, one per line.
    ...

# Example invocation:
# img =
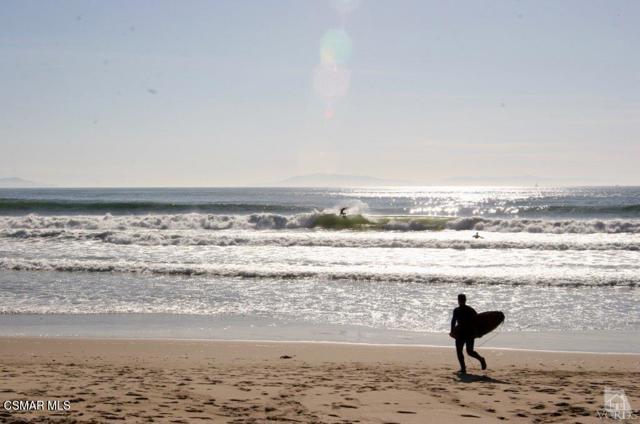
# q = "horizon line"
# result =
<box><xmin>1</xmin><ymin>183</ymin><xmax>640</xmax><ymax>189</ymax></box>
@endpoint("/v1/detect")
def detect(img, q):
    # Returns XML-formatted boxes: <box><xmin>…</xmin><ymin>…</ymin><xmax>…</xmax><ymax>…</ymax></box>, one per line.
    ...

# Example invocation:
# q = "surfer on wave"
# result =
<box><xmin>339</xmin><ymin>207</ymin><xmax>348</xmax><ymax>218</ymax></box>
<box><xmin>472</xmin><ymin>232</ymin><xmax>483</xmax><ymax>239</ymax></box>
<box><xmin>450</xmin><ymin>294</ymin><xmax>487</xmax><ymax>374</ymax></box>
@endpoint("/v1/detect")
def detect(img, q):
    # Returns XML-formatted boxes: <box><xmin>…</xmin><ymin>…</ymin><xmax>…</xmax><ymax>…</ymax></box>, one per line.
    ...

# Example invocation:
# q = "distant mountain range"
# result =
<box><xmin>0</xmin><ymin>177</ymin><xmax>48</xmax><ymax>187</ymax></box>
<box><xmin>441</xmin><ymin>175</ymin><xmax>590</xmax><ymax>186</ymax></box>
<box><xmin>277</xmin><ymin>174</ymin><xmax>412</xmax><ymax>187</ymax></box>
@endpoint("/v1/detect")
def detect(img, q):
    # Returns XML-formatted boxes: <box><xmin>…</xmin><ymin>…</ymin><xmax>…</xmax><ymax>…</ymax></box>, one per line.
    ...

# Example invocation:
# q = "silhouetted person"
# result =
<box><xmin>339</xmin><ymin>207</ymin><xmax>348</xmax><ymax>218</ymax></box>
<box><xmin>472</xmin><ymin>232</ymin><xmax>483</xmax><ymax>239</ymax></box>
<box><xmin>450</xmin><ymin>294</ymin><xmax>486</xmax><ymax>374</ymax></box>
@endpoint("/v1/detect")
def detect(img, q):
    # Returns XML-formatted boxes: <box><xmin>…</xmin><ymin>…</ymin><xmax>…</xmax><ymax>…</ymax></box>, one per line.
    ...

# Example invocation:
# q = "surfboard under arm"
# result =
<box><xmin>451</xmin><ymin>311</ymin><xmax>505</xmax><ymax>339</ymax></box>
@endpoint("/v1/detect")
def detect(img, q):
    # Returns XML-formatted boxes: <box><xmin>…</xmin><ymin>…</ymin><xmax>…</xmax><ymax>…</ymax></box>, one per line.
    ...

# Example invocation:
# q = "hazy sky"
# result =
<box><xmin>1</xmin><ymin>0</ymin><xmax>639</xmax><ymax>186</ymax></box>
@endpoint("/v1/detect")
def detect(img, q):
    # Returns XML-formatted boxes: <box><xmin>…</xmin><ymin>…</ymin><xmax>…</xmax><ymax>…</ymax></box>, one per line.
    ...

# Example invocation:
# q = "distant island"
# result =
<box><xmin>441</xmin><ymin>175</ymin><xmax>593</xmax><ymax>186</ymax></box>
<box><xmin>0</xmin><ymin>177</ymin><xmax>48</xmax><ymax>188</ymax></box>
<box><xmin>277</xmin><ymin>173</ymin><xmax>413</xmax><ymax>187</ymax></box>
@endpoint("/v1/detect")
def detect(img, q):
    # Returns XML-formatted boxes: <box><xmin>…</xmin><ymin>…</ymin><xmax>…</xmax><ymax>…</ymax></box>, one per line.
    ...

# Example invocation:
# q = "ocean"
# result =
<box><xmin>1</xmin><ymin>186</ymin><xmax>639</xmax><ymax>352</ymax></box>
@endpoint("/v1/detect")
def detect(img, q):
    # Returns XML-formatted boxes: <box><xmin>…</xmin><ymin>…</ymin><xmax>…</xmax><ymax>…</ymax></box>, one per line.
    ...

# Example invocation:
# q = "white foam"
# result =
<box><xmin>4</xmin><ymin>213</ymin><xmax>640</xmax><ymax>233</ymax></box>
<box><xmin>0</xmin><ymin>257</ymin><xmax>637</xmax><ymax>287</ymax></box>
<box><xmin>3</xmin><ymin>228</ymin><xmax>640</xmax><ymax>251</ymax></box>
<box><xmin>447</xmin><ymin>217</ymin><xmax>640</xmax><ymax>233</ymax></box>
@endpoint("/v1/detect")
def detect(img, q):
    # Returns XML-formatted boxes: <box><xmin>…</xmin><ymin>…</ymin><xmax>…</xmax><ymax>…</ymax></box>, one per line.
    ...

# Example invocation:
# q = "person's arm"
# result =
<box><xmin>450</xmin><ymin>309</ymin><xmax>457</xmax><ymax>336</ymax></box>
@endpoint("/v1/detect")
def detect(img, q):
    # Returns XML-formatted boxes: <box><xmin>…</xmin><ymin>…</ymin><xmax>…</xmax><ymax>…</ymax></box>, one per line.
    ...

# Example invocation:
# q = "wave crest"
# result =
<box><xmin>445</xmin><ymin>217</ymin><xmax>640</xmax><ymax>234</ymax></box>
<box><xmin>1</xmin><ymin>258</ymin><xmax>636</xmax><ymax>287</ymax></box>
<box><xmin>4</xmin><ymin>228</ymin><xmax>640</xmax><ymax>251</ymax></box>
<box><xmin>2</xmin><ymin>213</ymin><xmax>640</xmax><ymax>234</ymax></box>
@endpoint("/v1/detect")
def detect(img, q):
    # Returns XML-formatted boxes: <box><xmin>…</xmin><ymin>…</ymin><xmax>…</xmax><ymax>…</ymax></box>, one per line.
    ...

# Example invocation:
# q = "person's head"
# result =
<box><xmin>458</xmin><ymin>293</ymin><xmax>467</xmax><ymax>306</ymax></box>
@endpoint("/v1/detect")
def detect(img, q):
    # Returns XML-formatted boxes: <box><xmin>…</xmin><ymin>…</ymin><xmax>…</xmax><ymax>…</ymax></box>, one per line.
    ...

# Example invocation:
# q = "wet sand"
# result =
<box><xmin>0</xmin><ymin>337</ymin><xmax>638</xmax><ymax>423</ymax></box>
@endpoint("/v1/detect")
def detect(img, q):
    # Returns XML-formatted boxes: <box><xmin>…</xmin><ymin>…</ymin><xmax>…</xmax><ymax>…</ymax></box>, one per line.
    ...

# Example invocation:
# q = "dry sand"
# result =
<box><xmin>0</xmin><ymin>337</ymin><xmax>638</xmax><ymax>423</ymax></box>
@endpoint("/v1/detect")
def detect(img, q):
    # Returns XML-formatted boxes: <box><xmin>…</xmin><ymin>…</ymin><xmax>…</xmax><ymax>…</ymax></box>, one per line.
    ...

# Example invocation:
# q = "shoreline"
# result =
<box><xmin>2</xmin><ymin>313</ymin><xmax>639</xmax><ymax>354</ymax></box>
<box><xmin>3</xmin><ymin>334</ymin><xmax>640</xmax><ymax>356</ymax></box>
<box><xmin>1</xmin><ymin>337</ymin><xmax>638</xmax><ymax>423</ymax></box>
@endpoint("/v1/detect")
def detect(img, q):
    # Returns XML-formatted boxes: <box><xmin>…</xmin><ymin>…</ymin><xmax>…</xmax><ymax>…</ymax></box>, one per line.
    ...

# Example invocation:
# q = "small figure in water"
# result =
<box><xmin>472</xmin><ymin>231</ymin><xmax>483</xmax><ymax>239</ymax></box>
<box><xmin>450</xmin><ymin>294</ymin><xmax>486</xmax><ymax>374</ymax></box>
<box><xmin>339</xmin><ymin>207</ymin><xmax>348</xmax><ymax>218</ymax></box>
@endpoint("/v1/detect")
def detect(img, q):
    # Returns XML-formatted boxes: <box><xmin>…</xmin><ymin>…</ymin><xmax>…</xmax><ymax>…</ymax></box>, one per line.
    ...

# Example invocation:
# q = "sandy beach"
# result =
<box><xmin>1</xmin><ymin>337</ymin><xmax>638</xmax><ymax>423</ymax></box>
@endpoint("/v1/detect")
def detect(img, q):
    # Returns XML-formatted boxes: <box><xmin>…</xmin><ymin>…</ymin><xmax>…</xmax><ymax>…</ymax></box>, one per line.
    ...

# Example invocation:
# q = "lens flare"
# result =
<box><xmin>314</xmin><ymin>64</ymin><xmax>350</xmax><ymax>99</ymax></box>
<box><xmin>330</xmin><ymin>0</ymin><xmax>361</xmax><ymax>15</ymax></box>
<box><xmin>324</xmin><ymin>106</ymin><xmax>336</xmax><ymax>119</ymax></box>
<box><xmin>313</xmin><ymin>2</ymin><xmax>360</xmax><ymax>118</ymax></box>
<box><xmin>320</xmin><ymin>29</ymin><xmax>352</xmax><ymax>65</ymax></box>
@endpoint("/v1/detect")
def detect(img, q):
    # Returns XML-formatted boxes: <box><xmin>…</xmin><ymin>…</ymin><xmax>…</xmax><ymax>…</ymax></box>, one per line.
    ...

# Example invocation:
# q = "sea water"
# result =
<box><xmin>1</xmin><ymin>187</ymin><xmax>639</xmax><ymax>352</ymax></box>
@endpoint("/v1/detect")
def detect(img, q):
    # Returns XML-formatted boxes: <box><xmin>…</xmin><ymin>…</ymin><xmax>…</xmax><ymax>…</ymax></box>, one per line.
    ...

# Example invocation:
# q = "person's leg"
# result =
<box><xmin>455</xmin><ymin>338</ymin><xmax>466</xmax><ymax>373</ymax></box>
<box><xmin>465</xmin><ymin>338</ymin><xmax>487</xmax><ymax>370</ymax></box>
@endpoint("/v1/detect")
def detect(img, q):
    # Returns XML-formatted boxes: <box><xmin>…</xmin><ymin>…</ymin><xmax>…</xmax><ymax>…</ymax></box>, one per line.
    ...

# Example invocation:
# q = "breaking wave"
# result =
<box><xmin>2</xmin><ymin>213</ymin><xmax>640</xmax><ymax>234</ymax></box>
<box><xmin>2</xmin><ymin>197</ymin><xmax>640</xmax><ymax>217</ymax></box>
<box><xmin>519</xmin><ymin>204</ymin><xmax>640</xmax><ymax>217</ymax></box>
<box><xmin>0</xmin><ymin>258</ymin><xmax>636</xmax><ymax>287</ymax></box>
<box><xmin>3</xmin><ymin>228</ymin><xmax>640</xmax><ymax>251</ymax></box>
<box><xmin>445</xmin><ymin>217</ymin><xmax>640</xmax><ymax>234</ymax></box>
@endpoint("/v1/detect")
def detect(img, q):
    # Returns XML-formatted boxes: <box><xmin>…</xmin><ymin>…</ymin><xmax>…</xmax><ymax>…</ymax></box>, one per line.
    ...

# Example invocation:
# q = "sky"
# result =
<box><xmin>1</xmin><ymin>0</ymin><xmax>639</xmax><ymax>187</ymax></box>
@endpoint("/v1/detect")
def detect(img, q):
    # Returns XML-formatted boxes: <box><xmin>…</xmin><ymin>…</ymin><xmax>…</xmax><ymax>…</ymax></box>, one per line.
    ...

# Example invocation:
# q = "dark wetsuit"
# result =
<box><xmin>451</xmin><ymin>305</ymin><xmax>484</xmax><ymax>372</ymax></box>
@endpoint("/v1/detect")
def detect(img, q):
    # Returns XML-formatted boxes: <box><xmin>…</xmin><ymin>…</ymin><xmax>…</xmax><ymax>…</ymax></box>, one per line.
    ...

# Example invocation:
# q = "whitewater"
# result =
<box><xmin>1</xmin><ymin>186</ymin><xmax>639</xmax><ymax>351</ymax></box>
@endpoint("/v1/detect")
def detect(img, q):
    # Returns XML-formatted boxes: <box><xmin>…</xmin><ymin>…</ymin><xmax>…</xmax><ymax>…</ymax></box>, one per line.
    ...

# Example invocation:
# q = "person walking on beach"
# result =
<box><xmin>450</xmin><ymin>294</ymin><xmax>486</xmax><ymax>374</ymax></box>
